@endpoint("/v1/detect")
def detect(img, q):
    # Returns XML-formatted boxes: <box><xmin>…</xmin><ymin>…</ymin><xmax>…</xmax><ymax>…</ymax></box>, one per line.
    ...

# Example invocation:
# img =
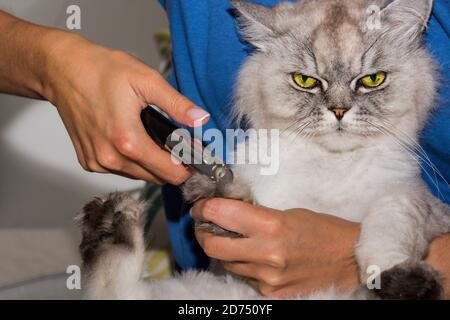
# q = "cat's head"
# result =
<box><xmin>231</xmin><ymin>0</ymin><xmax>437</xmax><ymax>152</ymax></box>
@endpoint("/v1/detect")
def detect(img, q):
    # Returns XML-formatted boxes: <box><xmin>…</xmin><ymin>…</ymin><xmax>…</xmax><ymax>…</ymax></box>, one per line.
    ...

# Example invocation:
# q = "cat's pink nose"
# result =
<box><xmin>329</xmin><ymin>108</ymin><xmax>349</xmax><ymax>121</ymax></box>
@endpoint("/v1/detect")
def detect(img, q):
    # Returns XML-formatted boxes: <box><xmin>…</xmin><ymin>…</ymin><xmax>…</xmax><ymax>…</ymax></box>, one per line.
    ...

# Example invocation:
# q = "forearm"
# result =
<box><xmin>0</xmin><ymin>10</ymin><xmax>85</xmax><ymax>100</ymax></box>
<box><xmin>323</xmin><ymin>225</ymin><xmax>450</xmax><ymax>298</ymax></box>
<box><xmin>350</xmin><ymin>225</ymin><xmax>450</xmax><ymax>299</ymax></box>
<box><xmin>345</xmin><ymin>223</ymin><xmax>450</xmax><ymax>298</ymax></box>
<box><xmin>426</xmin><ymin>234</ymin><xmax>450</xmax><ymax>299</ymax></box>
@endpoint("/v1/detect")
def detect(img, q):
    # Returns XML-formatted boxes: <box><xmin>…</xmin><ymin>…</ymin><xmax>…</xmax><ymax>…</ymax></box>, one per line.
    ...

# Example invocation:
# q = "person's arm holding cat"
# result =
<box><xmin>191</xmin><ymin>199</ymin><xmax>450</xmax><ymax>299</ymax></box>
<box><xmin>0</xmin><ymin>10</ymin><xmax>209</xmax><ymax>185</ymax></box>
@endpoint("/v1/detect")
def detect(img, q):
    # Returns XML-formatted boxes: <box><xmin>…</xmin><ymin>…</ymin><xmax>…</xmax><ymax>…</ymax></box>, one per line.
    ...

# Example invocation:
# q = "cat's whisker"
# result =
<box><xmin>284</xmin><ymin>123</ymin><xmax>300</xmax><ymax>140</ymax></box>
<box><xmin>377</xmin><ymin>119</ymin><xmax>429</xmax><ymax>157</ymax></box>
<box><xmin>366</xmin><ymin>122</ymin><xmax>437</xmax><ymax>184</ymax></box>
<box><xmin>370</xmin><ymin>119</ymin><xmax>450</xmax><ymax>193</ymax></box>
<box><xmin>377</xmin><ymin>118</ymin><xmax>448</xmax><ymax>191</ymax></box>
<box><xmin>282</xmin><ymin>118</ymin><xmax>312</xmax><ymax>141</ymax></box>
<box><xmin>291</xmin><ymin>122</ymin><xmax>312</xmax><ymax>141</ymax></box>
<box><xmin>282</xmin><ymin>120</ymin><xmax>300</xmax><ymax>135</ymax></box>
<box><xmin>304</xmin><ymin>128</ymin><xmax>316</xmax><ymax>140</ymax></box>
<box><xmin>364</xmin><ymin>120</ymin><xmax>446</xmax><ymax>201</ymax></box>
<box><xmin>376</xmin><ymin>118</ymin><xmax>450</xmax><ymax>192</ymax></box>
<box><xmin>282</xmin><ymin>114</ymin><xmax>312</xmax><ymax>134</ymax></box>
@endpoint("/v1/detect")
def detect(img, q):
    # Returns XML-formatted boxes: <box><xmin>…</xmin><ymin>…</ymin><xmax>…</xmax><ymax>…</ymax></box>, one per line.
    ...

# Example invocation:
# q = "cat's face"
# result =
<box><xmin>232</xmin><ymin>0</ymin><xmax>437</xmax><ymax>152</ymax></box>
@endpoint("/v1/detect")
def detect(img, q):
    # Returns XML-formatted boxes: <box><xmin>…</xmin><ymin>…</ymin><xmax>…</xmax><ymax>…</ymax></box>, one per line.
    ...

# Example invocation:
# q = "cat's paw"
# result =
<box><xmin>219</xmin><ymin>174</ymin><xmax>255</xmax><ymax>203</ymax></box>
<box><xmin>182</xmin><ymin>173</ymin><xmax>218</xmax><ymax>203</ymax></box>
<box><xmin>182</xmin><ymin>171</ymin><xmax>255</xmax><ymax>203</ymax></box>
<box><xmin>76</xmin><ymin>192</ymin><xmax>147</xmax><ymax>267</ymax></box>
<box><xmin>182</xmin><ymin>172</ymin><xmax>254</xmax><ymax>238</ymax></box>
<box><xmin>372</xmin><ymin>261</ymin><xmax>443</xmax><ymax>300</ymax></box>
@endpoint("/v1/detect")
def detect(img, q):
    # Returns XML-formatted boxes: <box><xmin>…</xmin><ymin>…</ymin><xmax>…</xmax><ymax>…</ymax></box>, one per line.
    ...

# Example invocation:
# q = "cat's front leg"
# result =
<box><xmin>76</xmin><ymin>193</ymin><xmax>149</xmax><ymax>299</ymax></box>
<box><xmin>355</xmin><ymin>193</ymin><xmax>444</xmax><ymax>300</ymax></box>
<box><xmin>182</xmin><ymin>170</ymin><xmax>254</xmax><ymax>237</ymax></box>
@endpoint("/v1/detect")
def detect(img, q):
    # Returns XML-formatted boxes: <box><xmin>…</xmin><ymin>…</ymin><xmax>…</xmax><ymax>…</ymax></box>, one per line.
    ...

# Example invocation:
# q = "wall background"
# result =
<box><xmin>0</xmin><ymin>0</ymin><xmax>167</xmax><ymax>298</ymax></box>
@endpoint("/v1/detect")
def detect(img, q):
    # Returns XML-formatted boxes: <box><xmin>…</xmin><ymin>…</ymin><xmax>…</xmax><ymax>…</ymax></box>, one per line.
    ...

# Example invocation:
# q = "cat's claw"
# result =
<box><xmin>182</xmin><ymin>172</ymin><xmax>254</xmax><ymax>203</ymax></box>
<box><xmin>182</xmin><ymin>171</ymin><xmax>254</xmax><ymax>238</ymax></box>
<box><xmin>196</xmin><ymin>222</ymin><xmax>243</xmax><ymax>238</ymax></box>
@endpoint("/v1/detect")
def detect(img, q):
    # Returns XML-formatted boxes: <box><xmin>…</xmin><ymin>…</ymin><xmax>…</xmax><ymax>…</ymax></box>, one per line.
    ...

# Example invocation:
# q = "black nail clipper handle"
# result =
<box><xmin>140</xmin><ymin>105</ymin><xmax>177</xmax><ymax>148</ymax></box>
<box><xmin>140</xmin><ymin>105</ymin><xmax>234</xmax><ymax>185</ymax></box>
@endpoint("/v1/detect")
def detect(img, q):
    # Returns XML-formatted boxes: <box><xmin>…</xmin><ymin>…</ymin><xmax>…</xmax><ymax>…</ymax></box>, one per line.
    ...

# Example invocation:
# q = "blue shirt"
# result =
<box><xmin>159</xmin><ymin>0</ymin><xmax>450</xmax><ymax>270</ymax></box>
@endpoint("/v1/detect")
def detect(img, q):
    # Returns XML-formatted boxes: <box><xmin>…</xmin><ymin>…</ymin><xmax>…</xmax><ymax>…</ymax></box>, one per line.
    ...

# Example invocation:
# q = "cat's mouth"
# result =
<box><xmin>330</xmin><ymin>121</ymin><xmax>350</xmax><ymax>135</ymax></box>
<box><xmin>299</xmin><ymin>118</ymin><xmax>378</xmax><ymax>140</ymax></box>
<box><xmin>328</xmin><ymin>121</ymin><xmax>381</xmax><ymax>139</ymax></box>
<box><xmin>315</xmin><ymin>121</ymin><xmax>368</xmax><ymax>137</ymax></box>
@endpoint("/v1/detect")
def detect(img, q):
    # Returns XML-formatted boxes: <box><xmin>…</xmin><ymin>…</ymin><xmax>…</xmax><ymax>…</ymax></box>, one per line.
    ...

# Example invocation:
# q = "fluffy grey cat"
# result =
<box><xmin>77</xmin><ymin>0</ymin><xmax>450</xmax><ymax>300</ymax></box>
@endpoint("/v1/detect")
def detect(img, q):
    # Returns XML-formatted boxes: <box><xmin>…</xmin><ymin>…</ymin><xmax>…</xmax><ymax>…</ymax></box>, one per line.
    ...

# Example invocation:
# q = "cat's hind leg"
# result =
<box><xmin>76</xmin><ymin>192</ymin><xmax>149</xmax><ymax>299</ymax></box>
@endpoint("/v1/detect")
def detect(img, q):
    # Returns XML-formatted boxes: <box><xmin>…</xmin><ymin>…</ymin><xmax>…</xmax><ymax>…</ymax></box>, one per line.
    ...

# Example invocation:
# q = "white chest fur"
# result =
<box><xmin>232</xmin><ymin>136</ymin><xmax>419</xmax><ymax>222</ymax></box>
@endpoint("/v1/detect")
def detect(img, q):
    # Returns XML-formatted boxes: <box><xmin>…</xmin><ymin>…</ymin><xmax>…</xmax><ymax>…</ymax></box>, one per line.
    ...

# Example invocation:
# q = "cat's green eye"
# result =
<box><xmin>360</xmin><ymin>72</ymin><xmax>387</xmax><ymax>88</ymax></box>
<box><xmin>293</xmin><ymin>74</ymin><xmax>319</xmax><ymax>89</ymax></box>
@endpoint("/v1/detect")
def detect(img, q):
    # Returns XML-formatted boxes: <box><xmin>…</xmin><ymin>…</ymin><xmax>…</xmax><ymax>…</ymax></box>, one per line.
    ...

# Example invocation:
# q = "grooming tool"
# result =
<box><xmin>141</xmin><ymin>105</ymin><xmax>234</xmax><ymax>186</ymax></box>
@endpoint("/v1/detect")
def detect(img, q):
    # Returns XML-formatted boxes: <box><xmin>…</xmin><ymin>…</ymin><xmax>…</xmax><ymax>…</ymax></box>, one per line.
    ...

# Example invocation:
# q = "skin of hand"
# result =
<box><xmin>191</xmin><ymin>198</ymin><xmax>450</xmax><ymax>299</ymax></box>
<box><xmin>0</xmin><ymin>11</ymin><xmax>210</xmax><ymax>184</ymax></box>
<box><xmin>425</xmin><ymin>234</ymin><xmax>450</xmax><ymax>299</ymax></box>
<box><xmin>191</xmin><ymin>199</ymin><xmax>360</xmax><ymax>298</ymax></box>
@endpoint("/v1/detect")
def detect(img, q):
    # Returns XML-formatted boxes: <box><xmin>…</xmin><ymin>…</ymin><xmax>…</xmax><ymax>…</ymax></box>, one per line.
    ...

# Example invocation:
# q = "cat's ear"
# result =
<box><xmin>381</xmin><ymin>0</ymin><xmax>433</xmax><ymax>44</ymax></box>
<box><xmin>229</xmin><ymin>0</ymin><xmax>276</xmax><ymax>50</ymax></box>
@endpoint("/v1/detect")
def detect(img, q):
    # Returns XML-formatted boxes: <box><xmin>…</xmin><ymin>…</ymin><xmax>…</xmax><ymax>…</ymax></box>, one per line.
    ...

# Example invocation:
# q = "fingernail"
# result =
<box><xmin>187</xmin><ymin>107</ymin><xmax>210</xmax><ymax>123</ymax></box>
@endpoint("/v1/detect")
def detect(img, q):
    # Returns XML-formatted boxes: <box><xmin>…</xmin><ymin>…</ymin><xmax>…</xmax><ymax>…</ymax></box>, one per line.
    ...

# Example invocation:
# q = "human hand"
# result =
<box><xmin>191</xmin><ymin>199</ymin><xmax>360</xmax><ymax>298</ymax></box>
<box><xmin>42</xmin><ymin>34</ymin><xmax>209</xmax><ymax>184</ymax></box>
<box><xmin>426</xmin><ymin>233</ymin><xmax>450</xmax><ymax>299</ymax></box>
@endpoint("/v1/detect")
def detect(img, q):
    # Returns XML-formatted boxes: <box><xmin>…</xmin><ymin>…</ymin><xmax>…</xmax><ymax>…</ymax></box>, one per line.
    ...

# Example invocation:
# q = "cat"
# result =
<box><xmin>77</xmin><ymin>0</ymin><xmax>450</xmax><ymax>300</ymax></box>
